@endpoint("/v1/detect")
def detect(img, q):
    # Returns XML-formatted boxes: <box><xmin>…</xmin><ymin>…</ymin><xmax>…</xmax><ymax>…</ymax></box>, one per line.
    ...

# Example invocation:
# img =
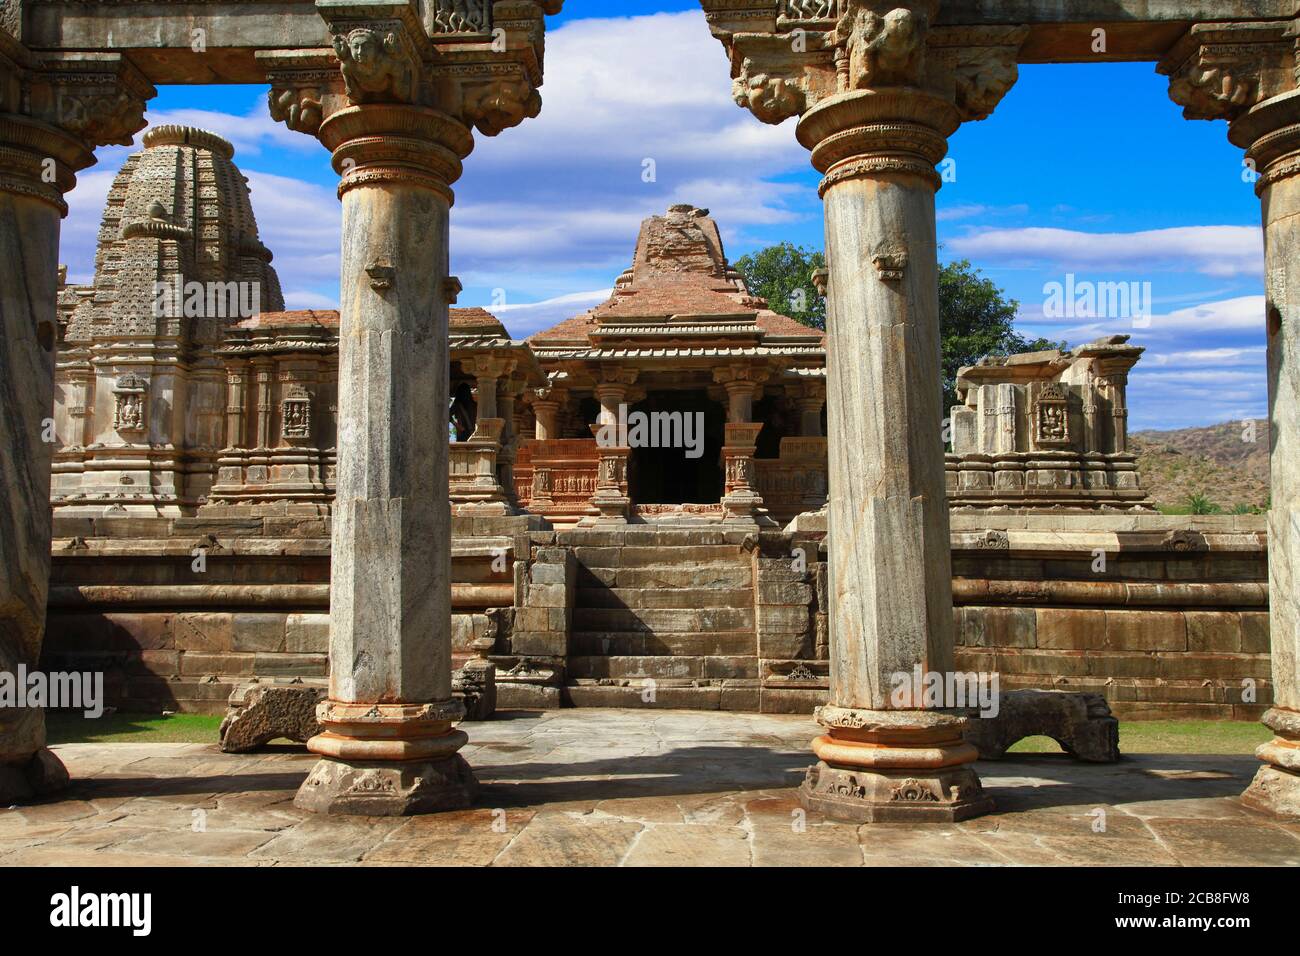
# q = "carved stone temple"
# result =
<box><xmin>0</xmin><ymin>0</ymin><xmax>1296</xmax><ymax>825</ymax></box>
<box><xmin>947</xmin><ymin>336</ymin><xmax>1150</xmax><ymax>511</ymax></box>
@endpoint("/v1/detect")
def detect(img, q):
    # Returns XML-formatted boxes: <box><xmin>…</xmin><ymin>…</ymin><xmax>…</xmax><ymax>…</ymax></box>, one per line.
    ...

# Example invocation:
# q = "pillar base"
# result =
<box><xmin>0</xmin><ymin>748</ymin><xmax>70</xmax><ymax>804</ymax></box>
<box><xmin>799</xmin><ymin>761</ymin><xmax>993</xmax><ymax>823</ymax></box>
<box><xmin>293</xmin><ymin>698</ymin><xmax>476</xmax><ymax>815</ymax></box>
<box><xmin>294</xmin><ymin>754</ymin><xmax>477</xmax><ymax>816</ymax></box>
<box><xmin>798</xmin><ymin>705</ymin><xmax>993</xmax><ymax>823</ymax></box>
<box><xmin>1241</xmin><ymin>708</ymin><xmax>1300</xmax><ymax>819</ymax></box>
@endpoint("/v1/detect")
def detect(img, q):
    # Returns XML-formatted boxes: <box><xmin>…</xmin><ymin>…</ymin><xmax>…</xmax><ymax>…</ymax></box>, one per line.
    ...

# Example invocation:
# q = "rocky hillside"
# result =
<box><xmin>1131</xmin><ymin>419</ymin><xmax>1270</xmax><ymax>513</ymax></box>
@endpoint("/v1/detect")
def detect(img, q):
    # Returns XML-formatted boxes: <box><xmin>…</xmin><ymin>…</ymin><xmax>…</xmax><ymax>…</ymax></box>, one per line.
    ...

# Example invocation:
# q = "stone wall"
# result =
<box><xmin>40</xmin><ymin>511</ymin><xmax>1271</xmax><ymax>721</ymax></box>
<box><xmin>41</xmin><ymin>510</ymin><xmax>532</xmax><ymax>714</ymax></box>
<box><xmin>949</xmin><ymin>513</ymin><xmax>1271</xmax><ymax>721</ymax></box>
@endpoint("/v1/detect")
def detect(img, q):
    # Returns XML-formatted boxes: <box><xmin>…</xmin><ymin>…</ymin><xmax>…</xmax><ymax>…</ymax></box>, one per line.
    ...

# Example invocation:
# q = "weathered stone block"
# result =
<box><xmin>963</xmin><ymin>689</ymin><xmax>1120</xmax><ymax>762</ymax></box>
<box><xmin>285</xmin><ymin>613</ymin><xmax>329</xmax><ymax>653</ymax></box>
<box><xmin>230</xmin><ymin>613</ymin><xmax>287</xmax><ymax>653</ymax></box>
<box><xmin>1185</xmin><ymin>611</ymin><xmax>1242</xmax><ymax>653</ymax></box>
<box><xmin>1104</xmin><ymin>610</ymin><xmax>1186</xmax><ymax>651</ymax></box>
<box><xmin>1035</xmin><ymin>608</ymin><xmax>1106</xmax><ymax>651</ymax></box>
<box><xmin>219</xmin><ymin>682</ymin><xmax>327</xmax><ymax>752</ymax></box>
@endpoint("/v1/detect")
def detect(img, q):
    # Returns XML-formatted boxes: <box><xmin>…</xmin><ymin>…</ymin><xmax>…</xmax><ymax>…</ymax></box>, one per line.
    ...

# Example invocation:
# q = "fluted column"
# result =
<box><xmin>701</xmin><ymin>0</ymin><xmax>1026</xmax><ymax>821</ymax></box>
<box><xmin>0</xmin><ymin>48</ymin><xmax>152</xmax><ymax>801</ymax></box>
<box><xmin>1163</xmin><ymin>22</ymin><xmax>1300</xmax><ymax>818</ymax></box>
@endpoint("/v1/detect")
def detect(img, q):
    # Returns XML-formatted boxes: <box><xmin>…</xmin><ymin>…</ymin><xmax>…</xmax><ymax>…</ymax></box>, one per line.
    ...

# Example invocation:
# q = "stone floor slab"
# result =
<box><xmin>0</xmin><ymin>709</ymin><xmax>1292</xmax><ymax>866</ymax></box>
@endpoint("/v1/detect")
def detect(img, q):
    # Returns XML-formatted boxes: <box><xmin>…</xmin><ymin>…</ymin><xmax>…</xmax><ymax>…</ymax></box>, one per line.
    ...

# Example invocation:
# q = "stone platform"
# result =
<box><xmin>1</xmin><ymin>710</ymin><xmax>1297</xmax><ymax>867</ymax></box>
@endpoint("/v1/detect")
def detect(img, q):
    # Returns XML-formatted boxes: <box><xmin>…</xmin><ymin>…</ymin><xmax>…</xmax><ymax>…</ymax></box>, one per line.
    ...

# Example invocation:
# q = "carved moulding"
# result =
<box><xmin>262</xmin><ymin>0</ymin><xmax>556</xmax><ymax>147</ymax></box>
<box><xmin>1158</xmin><ymin>22</ymin><xmax>1293</xmax><ymax>124</ymax></box>
<box><xmin>1</xmin><ymin>51</ymin><xmax>155</xmax><ymax>213</ymax></box>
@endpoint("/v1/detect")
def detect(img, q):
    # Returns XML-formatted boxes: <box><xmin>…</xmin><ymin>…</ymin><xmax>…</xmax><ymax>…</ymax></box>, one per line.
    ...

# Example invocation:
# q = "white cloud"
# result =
<box><xmin>492</xmin><ymin>289</ymin><xmax>612</xmax><ymax>339</ymax></box>
<box><xmin>948</xmin><ymin>225</ymin><xmax>1263</xmax><ymax>278</ymax></box>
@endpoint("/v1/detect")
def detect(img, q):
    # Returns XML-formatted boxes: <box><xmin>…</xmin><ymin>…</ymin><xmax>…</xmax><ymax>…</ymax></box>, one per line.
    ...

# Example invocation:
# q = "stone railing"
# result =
<box><xmin>521</xmin><ymin>438</ymin><xmax>600</xmax><ymax>527</ymax></box>
<box><xmin>449</xmin><ymin>418</ymin><xmax>510</xmax><ymax>514</ymax></box>
<box><xmin>754</xmin><ymin>436</ymin><xmax>828</xmax><ymax>524</ymax></box>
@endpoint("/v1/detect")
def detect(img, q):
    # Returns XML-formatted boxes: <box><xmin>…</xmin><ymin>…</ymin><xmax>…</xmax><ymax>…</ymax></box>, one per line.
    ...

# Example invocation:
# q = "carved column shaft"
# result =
<box><xmin>701</xmin><ymin>0</ymin><xmax>1028</xmax><ymax>822</ymax></box>
<box><xmin>1233</xmin><ymin>85</ymin><xmax>1300</xmax><ymax>818</ymax></box>
<box><xmin>1160</xmin><ymin>18</ymin><xmax>1300</xmax><ymax>817</ymax></box>
<box><xmin>294</xmin><ymin>103</ymin><xmax>477</xmax><ymax>816</ymax></box>
<box><xmin>0</xmin><ymin>46</ymin><xmax>152</xmax><ymax>800</ymax></box>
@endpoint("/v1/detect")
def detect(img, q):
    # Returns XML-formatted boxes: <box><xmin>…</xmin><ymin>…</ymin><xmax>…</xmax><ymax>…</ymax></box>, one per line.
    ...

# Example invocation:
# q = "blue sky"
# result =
<box><xmin>60</xmin><ymin>1</ymin><xmax>1266</xmax><ymax>431</ymax></box>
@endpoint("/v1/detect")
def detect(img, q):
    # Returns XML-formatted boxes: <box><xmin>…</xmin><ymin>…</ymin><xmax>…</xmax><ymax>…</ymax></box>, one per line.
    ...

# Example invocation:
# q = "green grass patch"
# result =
<box><xmin>44</xmin><ymin>713</ymin><xmax>1276</xmax><ymax>755</ymax></box>
<box><xmin>46</xmin><ymin>711</ymin><xmax>225</xmax><ymax>744</ymax></box>
<box><xmin>1007</xmin><ymin>720</ymin><xmax>1272</xmax><ymax>756</ymax></box>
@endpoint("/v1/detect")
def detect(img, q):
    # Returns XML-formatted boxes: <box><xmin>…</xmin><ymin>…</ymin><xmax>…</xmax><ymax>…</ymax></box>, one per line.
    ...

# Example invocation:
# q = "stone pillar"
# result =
<box><xmin>797</xmin><ymin>380</ymin><xmax>826</xmax><ymax>437</ymax></box>
<box><xmin>1163</xmin><ymin>21</ymin><xmax>1300</xmax><ymax>817</ymax></box>
<box><xmin>587</xmin><ymin>369</ymin><xmax>636</xmax><ymax>523</ymax></box>
<box><xmin>498</xmin><ymin>376</ymin><xmax>521</xmax><ymax>490</ymax></box>
<box><xmin>532</xmin><ymin>392</ymin><xmax>562</xmax><ymax>441</ymax></box>
<box><xmin>700</xmin><ymin>1</ymin><xmax>1028</xmax><ymax>821</ymax></box>
<box><xmin>721</xmin><ymin>422</ymin><xmax>770</xmax><ymax>523</ymax></box>
<box><xmin>263</xmin><ymin>0</ymin><xmax>563</xmax><ymax>812</ymax></box>
<box><xmin>714</xmin><ymin>365</ymin><xmax>767</xmax><ymax>423</ymax></box>
<box><xmin>291</xmin><ymin>102</ymin><xmax>477</xmax><ymax>815</ymax></box>
<box><xmin>0</xmin><ymin>49</ymin><xmax>152</xmax><ymax>801</ymax></box>
<box><xmin>466</xmin><ymin>356</ymin><xmax>504</xmax><ymax>429</ymax></box>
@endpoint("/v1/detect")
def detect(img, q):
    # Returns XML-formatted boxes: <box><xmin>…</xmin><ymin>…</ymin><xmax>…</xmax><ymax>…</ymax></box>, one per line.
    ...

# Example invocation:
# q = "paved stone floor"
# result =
<box><xmin>2</xmin><ymin>709</ymin><xmax>1298</xmax><ymax>866</ymax></box>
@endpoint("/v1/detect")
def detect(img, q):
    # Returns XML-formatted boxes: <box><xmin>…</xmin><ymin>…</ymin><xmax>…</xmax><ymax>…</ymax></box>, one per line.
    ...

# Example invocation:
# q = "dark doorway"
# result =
<box><xmin>627</xmin><ymin>389</ymin><xmax>724</xmax><ymax>504</ymax></box>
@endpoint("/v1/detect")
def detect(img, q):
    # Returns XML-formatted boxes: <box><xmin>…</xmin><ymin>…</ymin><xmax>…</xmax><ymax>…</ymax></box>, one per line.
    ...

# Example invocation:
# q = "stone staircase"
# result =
<box><xmin>560</xmin><ymin>528</ymin><xmax>761</xmax><ymax>709</ymax></box>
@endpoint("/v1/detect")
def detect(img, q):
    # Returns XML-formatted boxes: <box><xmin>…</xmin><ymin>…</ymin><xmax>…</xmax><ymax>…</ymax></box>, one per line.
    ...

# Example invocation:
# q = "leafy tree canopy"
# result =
<box><xmin>735</xmin><ymin>244</ymin><xmax>1063</xmax><ymax>411</ymax></box>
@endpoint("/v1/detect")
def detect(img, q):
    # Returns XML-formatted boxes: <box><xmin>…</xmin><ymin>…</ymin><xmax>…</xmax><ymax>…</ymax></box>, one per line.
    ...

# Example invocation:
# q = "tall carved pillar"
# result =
<box><xmin>703</xmin><ymin>1</ymin><xmax>1025</xmax><ymax>821</ymax></box>
<box><xmin>586</xmin><ymin>367</ymin><xmax>637</xmax><ymax>523</ymax></box>
<box><xmin>796</xmin><ymin>380</ymin><xmax>826</xmax><ymax>437</ymax></box>
<box><xmin>265</xmin><ymin>0</ymin><xmax>564</xmax><ymax>815</ymax></box>
<box><xmin>714</xmin><ymin>365</ymin><xmax>772</xmax><ymax>523</ymax></box>
<box><xmin>498</xmin><ymin>376</ymin><xmax>523</xmax><ymax>503</ymax></box>
<box><xmin>531</xmin><ymin>383</ymin><xmax>565</xmax><ymax>441</ymax></box>
<box><xmin>0</xmin><ymin>44</ymin><xmax>152</xmax><ymax>800</ymax></box>
<box><xmin>1164</xmin><ymin>21</ymin><xmax>1300</xmax><ymax>817</ymax></box>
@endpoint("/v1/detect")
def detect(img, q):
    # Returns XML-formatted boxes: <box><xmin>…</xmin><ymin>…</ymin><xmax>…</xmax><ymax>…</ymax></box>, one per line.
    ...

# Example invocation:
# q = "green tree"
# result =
<box><xmin>734</xmin><ymin>242</ymin><xmax>826</xmax><ymax>331</ymax></box>
<box><xmin>734</xmin><ymin>245</ymin><xmax>1062</xmax><ymax>411</ymax></box>
<box><xmin>938</xmin><ymin>257</ymin><xmax>1062</xmax><ymax>411</ymax></box>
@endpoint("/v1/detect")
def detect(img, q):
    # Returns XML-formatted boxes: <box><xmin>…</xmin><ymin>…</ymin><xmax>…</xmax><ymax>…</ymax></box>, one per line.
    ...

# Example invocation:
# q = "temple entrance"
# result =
<box><xmin>627</xmin><ymin>389</ymin><xmax>725</xmax><ymax>504</ymax></box>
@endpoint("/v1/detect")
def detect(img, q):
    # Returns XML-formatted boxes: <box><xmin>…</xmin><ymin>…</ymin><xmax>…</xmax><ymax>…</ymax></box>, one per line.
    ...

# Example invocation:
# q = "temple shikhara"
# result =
<box><xmin>0</xmin><ymin>0</ymin><xmax>1296</xmax><ymax>851</ymax></box>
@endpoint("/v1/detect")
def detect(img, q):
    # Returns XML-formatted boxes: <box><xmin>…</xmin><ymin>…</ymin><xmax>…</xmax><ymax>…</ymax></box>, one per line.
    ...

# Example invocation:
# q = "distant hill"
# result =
<box><xmin>1131</xmin><ymin>419</ymin><xmax>1270</xmax><ymax>513</ymax></box>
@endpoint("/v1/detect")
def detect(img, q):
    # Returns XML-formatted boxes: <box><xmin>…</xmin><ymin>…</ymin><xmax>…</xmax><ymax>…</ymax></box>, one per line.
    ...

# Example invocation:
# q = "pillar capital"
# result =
<box><xmin>704</xmin><ymin>2</ymin><xmax>1026</xmax><ymax>188</ymax></box>
<box><xmin>0</xmin><ymin>47</ymin><xmax>154</xmax><ymax>213</ymax></box>
<box><xmin>261</xmin><ymin>0</ymin><xmax>558</xmax><ymax>155</ymax></box>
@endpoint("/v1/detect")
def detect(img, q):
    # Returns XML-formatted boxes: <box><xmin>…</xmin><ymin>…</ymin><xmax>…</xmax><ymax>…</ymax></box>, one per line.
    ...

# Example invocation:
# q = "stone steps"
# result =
<box><xmin>575</xmin><ymin>586</ymin><xmax>754</xmax><ymax>610</ymax></box>
<box><xmin>569</xmin><ymin>629</ymin><xmax>757</xmax><ymax>657</ymax></box>
<box><xmin>573</xmin><ymin>606</ymin><xmax>754</xmax><ymax>633</ymax></box>
<box><xmin>567</xmin><ymin>654</ymin><xmax>759</xmax><ymax>680</ymax></box>
<box><xmin>577</xmin><ymin>565</ymin><xmax>754</xmax><ymax>589</ymax></box>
